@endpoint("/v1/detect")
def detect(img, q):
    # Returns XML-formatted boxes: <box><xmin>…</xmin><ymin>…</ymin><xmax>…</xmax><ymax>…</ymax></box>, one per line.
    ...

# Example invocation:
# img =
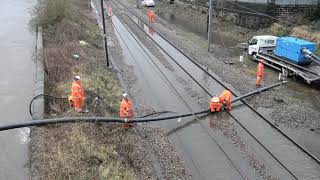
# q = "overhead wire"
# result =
<box><xmin>110</xmin><ymin>1</ymin><xmax>250</xmax><ymax>179</ymax></box>
<box><xmin>227</xmin><ymin>0</ymin><xmax>316</xmax><ymax>32</ymax></box>
<box><xmin>108</xmin><ymin>1</ymin><xmax>305</xmax><ymax>178</ymax></box>
<box><xmin>109</xmin><ymin>7</ymin><xmax>207</xmax><ymax>179</ymax></box>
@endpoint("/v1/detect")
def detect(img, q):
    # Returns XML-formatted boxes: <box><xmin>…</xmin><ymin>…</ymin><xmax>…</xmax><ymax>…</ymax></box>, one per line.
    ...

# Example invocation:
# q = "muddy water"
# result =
<box><xmin>0</xmin><ymin>0</ymin><xmax>35</xmax><ymax>179</ymax></box>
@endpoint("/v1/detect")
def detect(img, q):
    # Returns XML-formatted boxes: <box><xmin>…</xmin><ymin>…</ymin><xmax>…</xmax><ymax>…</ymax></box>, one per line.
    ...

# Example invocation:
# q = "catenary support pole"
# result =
<box><xmin>136</xmin><ymin>0</ymin><xmax>142</xmax><ymax>8</ymax></box>
<box><xmin>208</xmin><ymin>0</ymin><xmax>213</xmax><ymax>51</ymax></box>
<box><xmin>100</xmin><ymin>0</ymin><xmax>109</xmax><ymax>67</ymax></box>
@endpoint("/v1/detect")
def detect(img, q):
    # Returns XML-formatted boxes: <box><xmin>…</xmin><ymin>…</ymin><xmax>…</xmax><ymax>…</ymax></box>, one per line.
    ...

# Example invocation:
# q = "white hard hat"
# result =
<box><xmin>123</xmin><ymin>93</ymin><xmax>128</xmax><ymax>98</ymax></box>
<box><xmin>75</xmin><ymin>75</ymin><xmax>81</xmax><ymax>80</ymax></box>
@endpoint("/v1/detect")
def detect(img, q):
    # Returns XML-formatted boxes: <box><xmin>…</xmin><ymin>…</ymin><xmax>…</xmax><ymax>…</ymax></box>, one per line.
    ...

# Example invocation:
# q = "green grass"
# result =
<box><xmin>30</xmin><ymin>0</ymin><xmax>136</xmax><ymax>178</ymax></box>
<box><xmin>316</xmin><ymin>48</ymin><xmax>320</xmax><ymax>56</ymax></box>
<box><xmin>43</xmin><ymin>124</ymin><xmax>136</xmax><ymax>180</ymax></box>
<box><xmin>80</xmin><ymin>65</ymin><xmax>123</xmax><ymax>114</ymax></box>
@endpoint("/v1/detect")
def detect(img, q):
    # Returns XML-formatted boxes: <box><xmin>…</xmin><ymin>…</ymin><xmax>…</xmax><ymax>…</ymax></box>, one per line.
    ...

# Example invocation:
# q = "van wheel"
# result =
<box><xmin>250</xmin><ymin>52</ymin><xmax>257</xmax><ymax>61</ymax></box>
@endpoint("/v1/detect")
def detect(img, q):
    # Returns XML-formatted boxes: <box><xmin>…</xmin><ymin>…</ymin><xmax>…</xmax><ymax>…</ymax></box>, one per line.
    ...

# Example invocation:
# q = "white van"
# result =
<box><xmin>248</xmin><ymin>35</ymin><xmax>278</xmax><ymax>56</ymax></box>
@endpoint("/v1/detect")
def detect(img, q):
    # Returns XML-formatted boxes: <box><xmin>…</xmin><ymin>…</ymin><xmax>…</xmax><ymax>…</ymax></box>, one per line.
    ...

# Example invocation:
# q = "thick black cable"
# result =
<box><xmin>114</xmin><ymin>0</ymin><xmax>320</xmax><ymax>165</ymax></box>
<box><xmin>0</xmin><ymin>109</ymin><xmax>209</xmax><ymax>131</ymax></box>
<box><xmin>109</xmin><ymin>8</ymin><xmax>207</xmax><ymax>179</ymax></box>
<box><xmin>139</xmin><ymin>111</ymin><xmax>177</xmax><ymax>118</ymax></box>
<box><xmin>110</xmin><ymin>2</ymin><xmax>250</xmax><ymax>178</ymax></box>
<box><xmin>109</xmin><ymin>1</ymin><xmax>311</xmax><ymax>178</ymax></box>
<box><xmin>29</xmin><ymin>94</ymin><xmax>68</xmax><ymax>117</ymax></box>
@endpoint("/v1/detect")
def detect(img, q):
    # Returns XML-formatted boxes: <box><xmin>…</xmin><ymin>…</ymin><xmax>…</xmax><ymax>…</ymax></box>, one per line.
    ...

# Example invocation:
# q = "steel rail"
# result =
<box><xmin>108</xmin><ymin>1</ymin><xmax>300</xmax><ymax>179</ymax></box>
<box><xmin>110</xmin><ymin>9</ymin><xmax>207</xmax><ymax>180</ymax></box>
<box><xmin>109</xmin><ymin>2</ymin><xmax>296</xmax><ymax>178</ymax></box>
<box><xmin>109</xmin><ymin>1</ymin><xmax>320</xmax><ymax>178</ymax></box>
<box><xmin>110</xmin><ymin>9</ymin><xmax>247</xmax><ymax>179</ymax></box>
<box><xmin>111</xmin><ymin>0</ymin><xmax>320</xmax><ymax>165</ymax></box>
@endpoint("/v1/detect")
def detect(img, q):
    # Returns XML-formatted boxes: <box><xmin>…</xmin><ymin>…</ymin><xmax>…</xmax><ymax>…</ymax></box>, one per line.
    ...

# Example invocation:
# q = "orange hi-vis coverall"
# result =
<box><xmin>150</xmin><ymin>11</ymin><xmax>155</xmax><ymax>22</ymax></box>
<box><xmin>119</xmin><ymin>99</ymin><xmax>133</xmax><ymax>129</ymax></box>
<box><xmin>147</xmin><ymin>10</ymin><xmax>151</xmax><ymax>22</ymax></box>
<box><xmin>147</xmin><ymin>10</ymin><xmax>155</xmax><ymax>23</ymax></box>
<box><xmin>219</xmin><ymin>90</ymin><xmax>232</xmax><ymax>111</ymax></box>
<box><xmin>210</xmin><ymin>96</ymin><xmax>222</xmax><ymax>113</ymax></box>
<box><xmin>256</xmin><ymin>61</ymin><xmax>264</xmax><ymax>86</ymax></box>
<box><xmin>71</xmin><ymin>80</ymin><xmax>85</xmax><ymax>112</ymax></box>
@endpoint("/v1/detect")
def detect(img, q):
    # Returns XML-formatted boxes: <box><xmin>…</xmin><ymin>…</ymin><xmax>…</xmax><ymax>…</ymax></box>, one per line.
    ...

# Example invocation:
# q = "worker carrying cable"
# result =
<box><xmin>210</xmin><ymin>96</ymin><xmax>222</xmax><ymax>113</ymax></box>
<box><xmin>256</xmin><ymin>59</ymin><xmax>264</xmax><ymax>87</ymax></box>
<box><xmin>219</xmin><ymin>90</ymin><xmax>232</xmax><ymax>111</ymax></box>
<box><xmin>70</xmin><ymin>75</ymin><xmax>85</xmax><ymax>113</ymax></box>
<box><xmin>119</xmin><ymin>93</ymin><xmax>134</xmax><ymax>129</ymax></box>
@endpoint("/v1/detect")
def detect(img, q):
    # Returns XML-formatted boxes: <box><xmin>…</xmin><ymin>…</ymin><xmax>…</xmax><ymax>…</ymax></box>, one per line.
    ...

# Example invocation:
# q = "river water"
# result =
<box><xmin>0</xmin><ymin>0</ymin><xmax>35</xmax><ymax>179</ymax></box>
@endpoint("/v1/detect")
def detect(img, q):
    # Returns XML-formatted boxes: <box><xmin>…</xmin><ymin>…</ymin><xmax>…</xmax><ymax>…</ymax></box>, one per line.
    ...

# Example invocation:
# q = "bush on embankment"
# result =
<box><xmin>30</xmin><ymin>0</ymin><xmax>136</xmax><ymax>179</ymax></box>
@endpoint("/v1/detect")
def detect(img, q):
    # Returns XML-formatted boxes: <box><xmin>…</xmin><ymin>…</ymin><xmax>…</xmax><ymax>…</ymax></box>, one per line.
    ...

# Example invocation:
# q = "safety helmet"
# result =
<box><xmin>123</xmin><ymin>93</ymin><xmax>128</xmax><ymax>99</ymax></box>
<box><xmin>211</xmin><ymin>96</ymin><xmax>220</xmax><ymax>103</ymax></box>
<box><xmin>75</xmin><ymin>75</ymin><xmax>81</xmax><ymax>80</ymax></box>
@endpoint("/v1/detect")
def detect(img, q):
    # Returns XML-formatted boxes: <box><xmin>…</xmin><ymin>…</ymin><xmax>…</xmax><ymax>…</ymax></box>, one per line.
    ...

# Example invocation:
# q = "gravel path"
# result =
<box><xmin>108</xmin><ymin>2</ymin><xmax>282</xmax><ymax>179</ymax></box>
<box><xmin>102</xmin><ymin>4</ymin><xmax>190</xmax><ymax>178</ymax></box>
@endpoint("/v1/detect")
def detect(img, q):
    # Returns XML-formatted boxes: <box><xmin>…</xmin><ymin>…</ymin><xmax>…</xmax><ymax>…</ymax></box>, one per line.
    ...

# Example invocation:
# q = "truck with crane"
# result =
<box><xmin>247</xmin><ymin>36</ymin><xmax>320</xmax><ymax>84</ymax></box>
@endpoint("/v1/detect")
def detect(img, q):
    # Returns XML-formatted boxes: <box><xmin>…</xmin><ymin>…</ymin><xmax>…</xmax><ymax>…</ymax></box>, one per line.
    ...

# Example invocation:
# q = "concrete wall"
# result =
<box><xmin>234</xmin><ymin>0</ymin><xmax>269</xmax><ymax>4</ymax></box>
<box><xmin>227</xmin><ymin>0</ymin><xmax>319</xmax><ymax>5</ymax></box>
<box><xmin>33</xmin><ymin>27</ymin><xmax>44</xmax><ymax>120</ymax></box>
<box><xmin>275</xmin><ymin>0</ymin><xmax>319</xmax><ymax>6</ymax></box>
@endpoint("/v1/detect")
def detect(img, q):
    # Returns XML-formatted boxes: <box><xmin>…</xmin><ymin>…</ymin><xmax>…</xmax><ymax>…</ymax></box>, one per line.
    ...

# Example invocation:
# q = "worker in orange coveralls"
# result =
<box><xmin>210</xmin><ymin>96</ymin><xmax>222</xmax><ymax>113</ymax></box>
<box><xmin>219</xmin><ymin>90</ymin><xmax>232</xmax><ymax>112</ymax></box>
<box><xmin>150</xmin><ymin>10</ymin><xmax>155</xmax><ymax>22</ymax></box>
<box><xmin>147</xmin><ymin>9</ymin><xmax>151</xmax><ymax>22</ymax></box>
<box><xmin>256</xmin><ymin>59</ymin><xmax>264</xmax><ymax>87</ymax></box>
<box><xmin>119</xmin><ymin>93</ymin><xmax>134</xmax><ymax>129</ymax></box>
<box><xmin>108</xmin><ymin>5</ymin><xmax>113</xmax><ymax>16</ymax></box>
<box><xmin>71</xmin><ymin>75</ymin><xmax>85</xmax><ymax>113</ymax></box>
<box><xmin>147</xmin><ymin>9</ymin><xmax>155</xmax><ymax>23</ymax></box>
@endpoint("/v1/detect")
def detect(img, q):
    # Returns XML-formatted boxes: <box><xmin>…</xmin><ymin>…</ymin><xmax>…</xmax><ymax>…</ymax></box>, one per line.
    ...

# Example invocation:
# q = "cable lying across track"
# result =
<box><xmin>109</xmin><ymin>1</ymin><xmax>301</xmax><ymax>179</ymax></box>
<box><xmin>0</xmin><ymin>109</ymin><xmax>209</xmax><ymax>131</ymax></box>
<box><xmin>109</xmin><ymin>6</ymin><xmax>248</xmax><ymax>179</ymax></box>
<box><xmin>109</xmin><ymin>0</ymin><xmax>320</xmax><ymax>165</ymax></box>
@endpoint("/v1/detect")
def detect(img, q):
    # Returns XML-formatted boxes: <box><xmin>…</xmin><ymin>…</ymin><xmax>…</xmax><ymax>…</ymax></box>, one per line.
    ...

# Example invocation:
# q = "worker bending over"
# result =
<box><xmin>256</xmin><ymin>59</ymin><xmax>264</xmax><ymax>87</ymax></box>
<box><xmin>119</xmin><ymin>93</ymin><xmax>134</xmax><ymax>129</ymax></box>
<box><xmin>210</xmin><ymin>96</ymin><xmax>222</xmax><ymax>113</ymax></box>
<box><xmin>70</xmin><ymin>75</ymin><xmax>85</xmax><ymax>113</ymax></box>
<box><xmin>219</xmin><ymin>90</ymin><xmax>232</xmax><ymax>111</ymax></box>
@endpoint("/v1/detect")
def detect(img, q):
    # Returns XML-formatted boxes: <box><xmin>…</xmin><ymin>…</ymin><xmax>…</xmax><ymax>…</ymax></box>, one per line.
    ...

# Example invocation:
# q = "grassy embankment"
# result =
<box><xmin>30</xmin><ymin>0</ymin><xmax>136</xmax><ymax>179</ymax></box>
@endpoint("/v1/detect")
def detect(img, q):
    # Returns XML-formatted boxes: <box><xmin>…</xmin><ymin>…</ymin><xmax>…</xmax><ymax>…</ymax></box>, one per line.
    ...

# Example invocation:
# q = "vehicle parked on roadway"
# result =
<box><xmin>142</xmin><ymin>0</ymin><xmax>155</xmax><ymax>7</ymax></box>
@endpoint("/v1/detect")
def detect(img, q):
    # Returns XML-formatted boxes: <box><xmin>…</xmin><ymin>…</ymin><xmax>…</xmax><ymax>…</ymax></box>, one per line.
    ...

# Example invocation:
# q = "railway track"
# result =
<box><xmin>110</xmin><ymin>10</ymin><xmax>246</xmax><ymax>180</ymax></box>
<box><xmin>103</xmin><ymin>0</ymin><xmax>320</xmax><ymax>179</ymax></box>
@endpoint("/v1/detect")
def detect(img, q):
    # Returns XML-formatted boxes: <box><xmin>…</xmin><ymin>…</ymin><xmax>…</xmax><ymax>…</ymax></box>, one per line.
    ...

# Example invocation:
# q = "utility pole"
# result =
<box><xmin>100</xmin><ymin>0</ymin><xmax>109</xmax><ymax>67</ymax></box>
<box><xmin>136</xmin><ymin>0</ymin><xmax>142</xmax><ymax>8</ymax></box>
<box><xmin>208</xmin><ymin>0</ymin><xmax>213</xmax><ymax>52</ymax></box>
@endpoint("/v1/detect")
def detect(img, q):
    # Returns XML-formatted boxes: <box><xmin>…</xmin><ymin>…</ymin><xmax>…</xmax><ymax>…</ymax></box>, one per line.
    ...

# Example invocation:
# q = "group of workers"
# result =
<box><xmin>68</xmin><ymin>59</ymin><xmax>264</xmax><ymax>128</ymax></box>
